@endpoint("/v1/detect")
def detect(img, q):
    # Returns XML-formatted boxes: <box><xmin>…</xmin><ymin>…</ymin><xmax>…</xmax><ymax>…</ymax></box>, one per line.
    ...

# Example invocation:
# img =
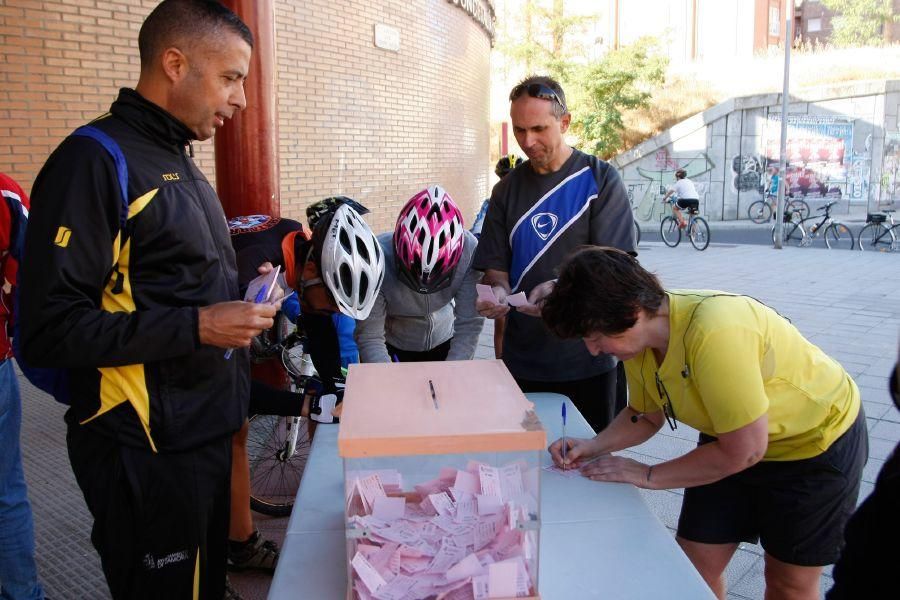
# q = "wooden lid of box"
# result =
<box><xmin>338</xmin><ymin>360</ymin><xmax>546</xmax><ymax>458</ymax></box>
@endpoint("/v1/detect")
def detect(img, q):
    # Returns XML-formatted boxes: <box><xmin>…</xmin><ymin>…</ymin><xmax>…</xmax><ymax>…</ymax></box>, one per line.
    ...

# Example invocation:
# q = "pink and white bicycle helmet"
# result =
<box><xmin>393</xmin><ymin>185</ymin><xmax>465</xmax><ymax>294</ymax></box>
<box><xmin>316</xmin><ymin>203</ymin><xmax>385</xmax><ymax>319</ymax></box>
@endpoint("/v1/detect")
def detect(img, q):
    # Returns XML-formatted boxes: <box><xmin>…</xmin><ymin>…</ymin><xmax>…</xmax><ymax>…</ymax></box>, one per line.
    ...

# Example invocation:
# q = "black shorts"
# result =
<box><xmin>675</xmin><ymin>198</ymin><xmax>699</xmax><ymax>211</ymax></box>
<box><xmin>677</xmin><ymin>408</ymin><xmax>867</xmax><ymax>566</ymax></box>
<box><xmin>67</xmin><ymin>422</ymin><xmax>232</xmax><ymax>599</ymax></box>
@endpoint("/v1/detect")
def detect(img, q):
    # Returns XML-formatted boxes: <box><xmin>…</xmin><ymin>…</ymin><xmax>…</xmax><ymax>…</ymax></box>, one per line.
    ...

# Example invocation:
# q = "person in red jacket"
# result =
<box><xmin>0</xmin><ymin>172</ymin><xmax>46</xmax><ymax>600</ymax></box>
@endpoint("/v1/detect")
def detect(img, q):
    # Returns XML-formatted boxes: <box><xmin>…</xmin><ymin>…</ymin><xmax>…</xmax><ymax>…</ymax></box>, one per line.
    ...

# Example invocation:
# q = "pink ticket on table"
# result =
<box><xmin>454</xmin><ymin>469</ymin><xmax>481</xmax><ymax>495</ymax></box>
<box><xmin>487</xmin><ymin>559</ymin><xmax>518</xmax><ymax>597</ymax></box>
<box><xmin>352</xmin><ymin>551</ymin><xmax>387</xmax><ymax>594</ymax></box>
<box><xmin>446</xmin><ymin>553</ymin><xmax>485</xmax><ymax>582</ymax></box>
<box><xmin>372</xmin><ymin>496</ymin><xmax>406</xmax><ymax>521</ymax></box>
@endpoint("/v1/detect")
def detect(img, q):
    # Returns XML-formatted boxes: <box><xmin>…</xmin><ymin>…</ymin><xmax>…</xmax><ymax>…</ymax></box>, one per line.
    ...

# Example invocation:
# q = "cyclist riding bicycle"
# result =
<box><xmin>663</xmin><ymin>168</ymin><xmax>700</xmax><ymax>228</ymax></box>
<box><xmin>225</xmin><ymin>199</ymin><xmax>384</xmax><ymax>578</ymax></box>
<box><xmin>355</xmin><ymin>185</ymin><xmax>484</xmax><ymax>363</ymax></box>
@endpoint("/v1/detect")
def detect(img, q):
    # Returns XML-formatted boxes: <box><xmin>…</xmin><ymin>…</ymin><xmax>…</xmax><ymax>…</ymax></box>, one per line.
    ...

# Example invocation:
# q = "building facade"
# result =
<box><xmin>0</xmin><ymin>0</ymin><xmax>495</xmax><ymax>232</ymax></box>
<box><xmin>601</xmin><ymin>0</ymin><xmax>789</xmax><ymax>62</ymax></box>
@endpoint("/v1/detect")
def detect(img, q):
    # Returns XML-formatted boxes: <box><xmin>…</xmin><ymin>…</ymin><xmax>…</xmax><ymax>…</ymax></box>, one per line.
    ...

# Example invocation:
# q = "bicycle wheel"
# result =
<box><xmin>824</xmin><ymin>222</ymin><xmax>854</xmax><ymax>250</ymax></box>
<box><xmin>772</xmin><ymin>222</ymin><xmax>805</xmax><ymax>247</ymax></box>
<box><xmin>247</xmin><ymin>413</ymin><xmax>311</xmax><ymax>517</ymax></box>
<box><xmin>748</xmin><ymin>200</ymin><xmax>771</xmax><ymax>224</ymax></box>
<box><xmin>787</xmin><ymin>199</ymin><xmax>810</xmax><ymax>220</ymax></box>
<box><xmin>660</xmin><ymin>216</ymin><xmax>681</xmax><ymax>247</ymax></box>
<box><xmin>689</xmin><ymin>217</ymin><xmax>710</xmax><ymax>251</ymax></box>
<box><xmin>633</xmin><ymin>220</ymin><xmax>641</xmax><ymax>247</ymax></box>
<box><xmin>857</xmin><ymin>223</ymin><xmax>895</xmax><ymax>251</ymax></box>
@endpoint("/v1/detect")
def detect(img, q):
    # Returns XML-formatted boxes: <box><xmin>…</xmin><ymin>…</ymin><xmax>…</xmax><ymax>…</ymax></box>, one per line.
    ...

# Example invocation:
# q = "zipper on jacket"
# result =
<box><xmin>181</xmin><ymin>147</ymin><xmax>228</xmax><ymax>284</ymax></box>
<box><xmin>424</xmin><ymin>292</ymin><xmax>433</xmax><ymax>350</ymax></box>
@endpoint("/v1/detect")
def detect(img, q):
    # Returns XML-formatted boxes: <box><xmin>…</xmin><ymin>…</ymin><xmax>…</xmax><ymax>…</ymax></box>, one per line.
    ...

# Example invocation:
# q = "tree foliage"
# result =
<box><xmin>569</xmin><ymin>38</ymin><xmax>667</xmax><ymax>158</ymax></box>
<box><xmin>495</xmin><ymin>1</ymin><xmax>668</xmax><ymax>159</ymax></box>
<box><xmin>495</xmin><ymin>0</ymin><xmax>597</xmax><ymax>83</ymax></box>
<box><xmin>821</xmin><ymin>0</ymin><xmax>898</xmax><ymax>46</ymax></box>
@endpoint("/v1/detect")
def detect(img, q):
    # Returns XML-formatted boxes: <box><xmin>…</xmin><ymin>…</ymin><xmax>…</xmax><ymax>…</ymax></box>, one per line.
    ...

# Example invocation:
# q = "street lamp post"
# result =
<box><xmin>774</xmin><ymin>2</ymin><xmax>792</xmax><ymax>249</ymax></box>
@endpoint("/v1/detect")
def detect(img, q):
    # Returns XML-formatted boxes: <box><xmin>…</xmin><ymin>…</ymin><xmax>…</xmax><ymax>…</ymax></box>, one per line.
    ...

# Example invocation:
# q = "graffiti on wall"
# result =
<box><xmin>847</xmin><ymin>157</ymin><xmax>870</xmax><ymax>202</ymax></box>
<box><xmin>626</xmin><ymin>183</ymin><xmax>646</xmax><ymax>205</ymax></box>
<box><xmin>763</xmin><ymin>114</ymin><xmax>852</xmax><ymax>201</ymax></box>
<box><xmin>655</xmin><ymin>149</ymin><xmax>679</xmax><ymax>170</ymax></box>
<box><xmin>631</xmin><ymin>153</ymin><xmax>716</xmax><ymax>222</ymax></box>
<box><xmin>731</xmin><ymin>155</ymin><xmax>765</xmax><ymax>193</ymax></box>
<box><xmin>882</xmin><ymin>132</ymin><xmax>900</xmax><ymax>206</ymax></box>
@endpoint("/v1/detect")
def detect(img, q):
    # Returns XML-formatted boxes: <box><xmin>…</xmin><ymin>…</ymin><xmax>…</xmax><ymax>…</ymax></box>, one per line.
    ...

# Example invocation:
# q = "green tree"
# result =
<box><xmin>821</xmin><ymin>0</ymin><xmax>899</xmax><ymax>46</ymax></box>
<box><xmin>569</xmin><ymin>37</ymin><xmax>668</xmax><ymax>159</ymax></box>
<box><xmin>495</xmin><ymin>0</ymin><xmax>597</xmax><ymax>83</ymax></box>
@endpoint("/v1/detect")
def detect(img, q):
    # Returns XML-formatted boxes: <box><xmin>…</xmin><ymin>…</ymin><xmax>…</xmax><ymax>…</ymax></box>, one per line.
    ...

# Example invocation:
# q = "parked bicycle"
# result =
<box><xmin>748</xmin><ymin>196</ymin><xmax>810</xmax><ymax>224</ymax></box>
<box><xmin>246</xmin><ymin>322</ymin><xmax>335</xmax><ymax>517</ymax></box>
<box><xmin>660</xmin><ymin>197</ymin><xmax>710</xmax><ymax>251</ymax></box>
<box><xmin>771</xmin><ymin>200</ymin><xmax>854</xmax><ymax>249</ymax></box>
<box><xmin>857</xmin><ymin>210</ymin><xmax>899</xmax><ymax>252</ymax></box>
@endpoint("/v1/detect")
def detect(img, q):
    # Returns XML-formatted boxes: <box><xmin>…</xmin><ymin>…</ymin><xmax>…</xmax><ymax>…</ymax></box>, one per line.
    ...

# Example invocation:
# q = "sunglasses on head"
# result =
<box><xmin>510</xmin><ymin>83</ymin><xmax>567</xmax><ymax>111</ymax></box>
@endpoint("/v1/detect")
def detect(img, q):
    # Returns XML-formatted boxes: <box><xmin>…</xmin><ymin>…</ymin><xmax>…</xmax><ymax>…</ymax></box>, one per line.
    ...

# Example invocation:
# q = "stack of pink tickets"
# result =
<box><xmin>345</xmin><ymin>460</ymin><xmax>540</xmax><ymax>600</ymax></box>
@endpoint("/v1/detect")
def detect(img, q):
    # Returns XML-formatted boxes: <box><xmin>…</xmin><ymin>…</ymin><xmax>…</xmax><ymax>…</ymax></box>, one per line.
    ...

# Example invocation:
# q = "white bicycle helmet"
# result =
<box><xmin>316</xmin><ymin>203</ymin><xmax>385</xmax><ymax>320</ymax></box>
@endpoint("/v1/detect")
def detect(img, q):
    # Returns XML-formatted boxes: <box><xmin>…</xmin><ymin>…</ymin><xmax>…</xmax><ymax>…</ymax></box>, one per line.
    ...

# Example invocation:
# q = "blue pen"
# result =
<box><xmin>561</xmin><ymin>401</ymin><xmax>567</xmax><ymax>466</ymax></box>
<box><xmin>224</xmin><ymin>283</ymin><xmax>269</xmax><ymax>360</ymax></box>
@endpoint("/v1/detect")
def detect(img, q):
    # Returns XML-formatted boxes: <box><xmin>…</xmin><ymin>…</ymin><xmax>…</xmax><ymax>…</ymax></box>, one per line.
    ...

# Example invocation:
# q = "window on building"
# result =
<box><xmin>808</xmin><ymin>18</ymin><xmax>822</xmax><ymax>32</ymax></box>
<box><xmin>769</xmin><ymin>7</ymin><xmax>780</xmax><ymax>36</ymax></box>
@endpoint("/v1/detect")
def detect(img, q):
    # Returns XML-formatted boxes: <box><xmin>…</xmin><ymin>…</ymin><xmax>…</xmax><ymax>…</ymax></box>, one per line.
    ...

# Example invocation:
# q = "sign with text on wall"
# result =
<box><xmin>446</xmin><ymin>0</ymin><xmax>496</xmax><ymax>41</ymax></box>
<box><xmin>374</xmin><ymin>24</ymin><xmax>400</xmax><ymax>52</ymax></box>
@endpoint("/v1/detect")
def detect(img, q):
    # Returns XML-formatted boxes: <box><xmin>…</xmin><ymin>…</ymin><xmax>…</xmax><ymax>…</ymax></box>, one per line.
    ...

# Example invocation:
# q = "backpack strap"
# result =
<box><xmin>71</xmin><ymin>125</ymin><xmax>130</xmax><ymax>294</ymax></box>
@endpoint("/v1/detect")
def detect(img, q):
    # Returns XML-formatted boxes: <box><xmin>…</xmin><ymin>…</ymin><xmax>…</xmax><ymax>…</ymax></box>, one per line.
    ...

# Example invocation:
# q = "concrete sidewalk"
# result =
<box><xmin>16</xmin><ymin>242</ymin><xmax>900</xmax><ymax>599</ymax></box>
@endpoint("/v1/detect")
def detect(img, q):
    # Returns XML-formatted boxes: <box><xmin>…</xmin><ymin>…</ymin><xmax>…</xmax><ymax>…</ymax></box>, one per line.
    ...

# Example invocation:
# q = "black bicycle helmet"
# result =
<box><xmin>306</xmin><ymin>196</ymin><xmax>370</xmax><ymax>230</ymax></box>
<box><xmin>495</xmin><ymin>154</ymin><xmax>522</xmax><ymax>178</ymax></box>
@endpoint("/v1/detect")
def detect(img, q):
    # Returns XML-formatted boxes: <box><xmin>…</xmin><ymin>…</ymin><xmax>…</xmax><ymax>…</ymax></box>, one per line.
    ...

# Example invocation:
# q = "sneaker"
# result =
<box><xmin>227</xmin><ymin>530</ymin><xmax>280</xmax><ymax>573</ymax></box>
<box><xmin>224</xmin><ymin>576</ymin><xmax>244</xmax><ymax>600</ymax></box>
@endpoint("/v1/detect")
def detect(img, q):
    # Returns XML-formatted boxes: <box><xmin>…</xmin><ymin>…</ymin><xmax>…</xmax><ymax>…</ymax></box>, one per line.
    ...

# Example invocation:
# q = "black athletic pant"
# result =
<box><xmin>386</xmin><ymin>338</ymin><xmax>453</xmax><ymax>363</ymax></box>
<box><xmin>67</xmin><ymin>422</ymin><xmax>232</xmax><ymax>600</ymax></box>
<box><xmin>515</xmin><ymin>364</ymin><xmax>625</xmax><ymax>434</ymax></box>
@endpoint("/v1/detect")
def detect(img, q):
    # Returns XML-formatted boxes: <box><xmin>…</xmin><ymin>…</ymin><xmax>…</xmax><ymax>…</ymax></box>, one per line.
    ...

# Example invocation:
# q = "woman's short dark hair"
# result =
<box><xmin>542</xmin><ymin>246</ymin><xmax>665</xmax><ymax>339</ymax></box>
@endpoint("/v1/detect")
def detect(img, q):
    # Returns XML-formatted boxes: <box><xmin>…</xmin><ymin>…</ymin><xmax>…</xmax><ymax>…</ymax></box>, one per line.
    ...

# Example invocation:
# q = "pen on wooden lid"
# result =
<box><xmin>428</xmin><ymin>379</ymin><xmax>438</xmax><ymax>410</ymax></box>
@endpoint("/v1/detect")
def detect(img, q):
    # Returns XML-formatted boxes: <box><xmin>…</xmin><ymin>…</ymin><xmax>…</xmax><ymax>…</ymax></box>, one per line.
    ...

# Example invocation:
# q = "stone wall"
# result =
<box><xmin>613</xmin><ymin>80</ymin><xmax>900</xmax><ymax>222</ymax></box>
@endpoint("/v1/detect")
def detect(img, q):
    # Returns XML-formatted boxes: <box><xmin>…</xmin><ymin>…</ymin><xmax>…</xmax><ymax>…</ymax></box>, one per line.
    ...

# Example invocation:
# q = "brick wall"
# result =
<box><xmin>0</xmin><ymin>0</ymin><xmax>493</xmax><ymax>233</ymax></box>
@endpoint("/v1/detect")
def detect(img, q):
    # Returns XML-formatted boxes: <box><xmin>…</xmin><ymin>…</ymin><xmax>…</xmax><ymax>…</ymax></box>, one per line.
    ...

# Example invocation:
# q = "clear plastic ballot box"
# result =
<box><xmin>338</xmin><ymin>359</ymin><xmax>546</xmax><ymax>600</ymax></box>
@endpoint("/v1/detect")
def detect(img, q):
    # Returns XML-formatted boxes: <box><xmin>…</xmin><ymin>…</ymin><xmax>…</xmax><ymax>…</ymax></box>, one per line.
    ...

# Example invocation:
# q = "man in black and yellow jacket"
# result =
<box><xmin>17</xmin><ymin>2</ymin><xmax>274</xmax><ymax>599</ymax></box>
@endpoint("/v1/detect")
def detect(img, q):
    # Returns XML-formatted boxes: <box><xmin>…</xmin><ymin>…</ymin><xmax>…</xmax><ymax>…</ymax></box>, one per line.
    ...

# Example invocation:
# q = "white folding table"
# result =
<box><xmin>268</xmin><ymin>392</ymin><xmax>714</xmax><ymax>599</ymax></box>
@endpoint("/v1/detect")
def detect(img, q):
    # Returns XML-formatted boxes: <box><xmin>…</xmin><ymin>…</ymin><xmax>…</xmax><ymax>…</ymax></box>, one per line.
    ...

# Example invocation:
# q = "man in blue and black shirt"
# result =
<box><xmin>473</xmin><ymin>75</ymin><xmax>636</xmax><ymax>433</ymax></box>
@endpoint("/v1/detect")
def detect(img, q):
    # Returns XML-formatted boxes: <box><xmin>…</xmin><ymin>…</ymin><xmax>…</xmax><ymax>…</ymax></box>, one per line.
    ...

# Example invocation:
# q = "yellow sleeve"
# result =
<box><xmin>624</xmin><ymin>352</ymin><xmax>659</xmax><ymax>414</ymax></box>
<box><xmin>688</xmin><ymin>324</ymin><xmax>769</xmax><ymax>434</ymax></box>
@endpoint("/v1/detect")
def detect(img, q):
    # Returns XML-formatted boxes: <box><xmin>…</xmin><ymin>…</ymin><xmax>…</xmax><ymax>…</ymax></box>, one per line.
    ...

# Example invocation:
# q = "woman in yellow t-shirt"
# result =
<box><xmin>540</xmin><ymin>247</ymin><xmax>866</xmax><ymax>600</ymax></box>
